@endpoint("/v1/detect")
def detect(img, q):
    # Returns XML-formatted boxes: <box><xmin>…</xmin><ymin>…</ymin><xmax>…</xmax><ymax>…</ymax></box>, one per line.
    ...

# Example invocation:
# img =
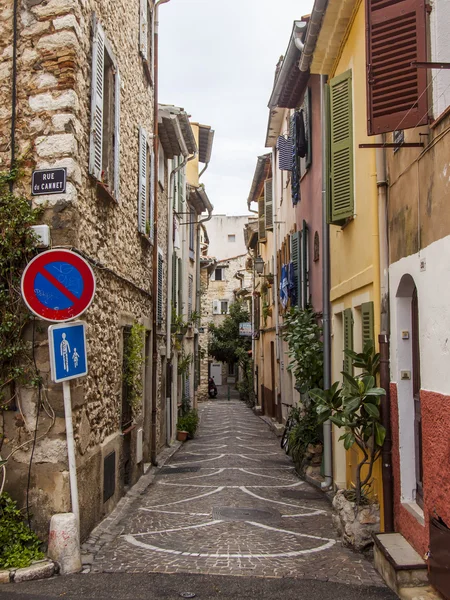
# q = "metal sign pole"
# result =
<box><xmin>62</xmin><ymin>381</ymin><xmax>80</xmax><ymax>531</ymax></box>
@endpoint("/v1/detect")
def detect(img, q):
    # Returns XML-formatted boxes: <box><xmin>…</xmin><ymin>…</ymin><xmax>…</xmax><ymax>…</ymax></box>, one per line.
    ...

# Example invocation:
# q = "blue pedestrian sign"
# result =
<box><xmin>48</xmin><ymin>321</ymin><xmax>88</xmax><ymax>383</ymax></box>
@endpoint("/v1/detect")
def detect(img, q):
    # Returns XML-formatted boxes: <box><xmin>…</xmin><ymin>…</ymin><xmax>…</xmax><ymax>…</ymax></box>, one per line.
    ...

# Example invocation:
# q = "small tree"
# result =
<box><xmin>282</xmin><ymin>306</ymin><xmax>323</xmax><ymax>393</ymax></box>
<box><xmin>309</xmin><ymin>341</ymin><xmax>385</xmax><ymax>507</ymax></box>
<box><xmin>209</xmin><ymin>301</ymin><xmax>253</xmax><ymax>403</ymax></box>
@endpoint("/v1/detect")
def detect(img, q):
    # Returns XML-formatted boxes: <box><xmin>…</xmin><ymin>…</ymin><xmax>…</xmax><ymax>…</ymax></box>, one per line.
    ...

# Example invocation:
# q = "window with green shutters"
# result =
<box><xmin>291</xmin><ymin>231</ymin><xmax>301</xmax><ymax>307</ymax></box>
<box><xmin>361</xmin><ymin>301</ymin><xmax>374</xmax><ymax>347</ymax></box>
<box><xmin>343</xmin><ymin>308</ymin><xmax>354</xmax><ymax>376</ymax></box>
<box><xmin>329</xmin><ymin>70</ymin><xmax>354</xmax><ymax>225</ymax></box>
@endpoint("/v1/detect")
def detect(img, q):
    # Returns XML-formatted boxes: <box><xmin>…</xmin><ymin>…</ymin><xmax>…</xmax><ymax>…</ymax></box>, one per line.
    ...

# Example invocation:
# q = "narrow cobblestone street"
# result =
<box><xmin>82</xmin><ymin>398</ymin><xmax>390</xmax><ymax>589</ymax></box>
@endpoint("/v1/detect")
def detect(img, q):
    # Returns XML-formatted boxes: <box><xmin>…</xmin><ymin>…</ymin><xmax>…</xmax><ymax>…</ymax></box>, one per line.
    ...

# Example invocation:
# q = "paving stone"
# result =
<box><xmin>88</xmin><ymin>400</ymin><xmax>387</xmax><ymax>587</ymax></box>
<box><xmin>13</xmin><ymin>561</ymin><xmax>55</xmax><ymax>582</ymax></box>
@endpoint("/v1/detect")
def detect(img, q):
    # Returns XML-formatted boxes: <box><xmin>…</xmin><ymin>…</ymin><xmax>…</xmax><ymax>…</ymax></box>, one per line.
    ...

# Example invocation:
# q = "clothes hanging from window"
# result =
<box><xmin>280</xmin><ymin>264</ymin><xmax>288</xmax><ymax>308</ymax></box>
<box><xmin>277</xmin><ymin>135</ymin><xmax>293</xmax><ymax>171</ymax></box>
<box><xmin>296</xmin><ymin>110</ymin><xmax>307</xmax><ymax>158</ymax></box>
<box><xmin>288</xmin><ymin>261</ymin><xmax>296</xmax><ymax>306</ymax></box>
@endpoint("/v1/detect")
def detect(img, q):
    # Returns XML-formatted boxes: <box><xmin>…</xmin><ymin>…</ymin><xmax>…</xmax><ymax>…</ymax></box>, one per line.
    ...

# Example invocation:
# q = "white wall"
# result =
<box><xmin>205</xmin><ymin>215</ymin><xmax>250</xmax><ymax>260</ymax></box>
<box><xmin>389</xmin><ymin>234</ymin><xmax>450</xmax><ymax>395</ymax></box>
<box><xmin>430</xmin><ymin>0</ymin><xmax>450</xmax><ymax>118</ymax></box>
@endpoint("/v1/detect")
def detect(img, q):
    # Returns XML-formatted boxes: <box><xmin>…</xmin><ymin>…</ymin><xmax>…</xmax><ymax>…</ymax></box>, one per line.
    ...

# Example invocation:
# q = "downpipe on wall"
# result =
<box><xmin>376</xmin><ymin>135</ymin><xmax>394</xmax><ymax>533</ymax></box>
<box><xmin>320</xmin><ymin>74</ymin><xmax>333</xmax><ymax>490</ymax></box>
<box><xmin>151</xmin><ymin>0</ymin><xmax>171</xmax><ymax>466</ymax></box>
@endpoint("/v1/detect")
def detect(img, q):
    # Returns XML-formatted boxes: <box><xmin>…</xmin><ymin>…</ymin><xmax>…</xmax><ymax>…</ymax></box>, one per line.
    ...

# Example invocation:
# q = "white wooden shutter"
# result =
<box><xmin>212</xmin><ymin>300</ymin><xmax>220</xmax><ymax>315</ymax></box>
<box><xmin>114</xmin><ymin>70</ymin><xmax>120</xmax><ymax>200</ymax></box>
<box><xmin>149</xmin><ymin>147</ymin><xmax>155</xmax><ymax>242</ymax></box>
<box><xmin>138</xmin><ymin>127</ymin><xmax>148</xmax><ymax>234</ymax></box>
<box><xmin>89</xmin><ymin>19</ymin><xmax>105</xmax><ymax>180</ymax></box>
<box><xmin>140</xmin><ymin>0</ymin><xmax>148</xmax><ymax>58</ymax></box>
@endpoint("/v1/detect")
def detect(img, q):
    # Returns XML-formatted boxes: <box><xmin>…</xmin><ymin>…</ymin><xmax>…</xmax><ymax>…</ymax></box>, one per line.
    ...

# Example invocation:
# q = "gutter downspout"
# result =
<box><xmin>298</xmin><ymin>0</ymin><xmax>328</xmax><ymax>73</ymax></box>
<box><xmin>320</xmin><ymin>74</ymin><xmax>333</xmax><ymax>490</ymax></box>
<box><xmin>199</xmin><ymin>161</ymin><xmax>209</xmax><ymax>179</ymax></box>
<box><xmin>151</xmin><ymin>0</ymin><xmax>171</xmax><ymax>466</ymax></box>
<box><xmin>166</xmin><ymin>150</ymin><xmax>195</xmax><ymax>445</ymax></box>
<box><xmin>376</xmin><ymin>134</ymin><xmax>394</xmax><ymax>532</ymax></box>
<box><xmin>9</xmin><ymin>0</ymin><xmax>18</xmax><ymax>191</ymax></box>
<box><xmin>271</xmin><ymin>148</ymin><xmax>283</xmax><ymax>422</ymax></box>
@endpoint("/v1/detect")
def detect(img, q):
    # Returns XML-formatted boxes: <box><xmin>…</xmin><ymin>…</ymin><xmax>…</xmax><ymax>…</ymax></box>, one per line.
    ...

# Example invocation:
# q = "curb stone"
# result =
<box><xmin>0</xmin><ymin>560</ymin><xmax>56</xmax><ymax>584</ymax></box>
<box><xmin>80</xmin><ymin>441</ymin><xmax>182</xmax><ymax>573</ymax></box>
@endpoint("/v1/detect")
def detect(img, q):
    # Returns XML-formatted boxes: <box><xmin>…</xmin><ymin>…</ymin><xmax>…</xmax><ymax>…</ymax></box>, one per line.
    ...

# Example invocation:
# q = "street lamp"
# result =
<box><xmin>254</xmin><ymin>255</ymin><xmax>264</xmax><ymax>275</ymax></box>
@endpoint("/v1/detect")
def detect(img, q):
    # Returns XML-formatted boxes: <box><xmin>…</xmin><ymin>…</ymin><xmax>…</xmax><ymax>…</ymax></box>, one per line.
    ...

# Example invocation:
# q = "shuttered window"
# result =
<box><xmin>149</xmin><ymin>148</ymin><xmax>155</xmax><ymax>243</ymax></box>
<box><xmin>366</xmin><ymin>0</ymin><xmax>428</xmax><ymax>136</ymax></box>
<box><xmin>258</xmin><ymin>196</ymin><xmax>266</xmax><ymax>241</ymax></box>
<box><xmin>188</xmin><ymin>275</ymin><xmax>193</xmax><ymax>321</ymax></box>
<box><xmin>329</xmin><ymin>70</ymin><xmax>354</xmax><ymax>224</ymax></box>
<box><xmin>300</xmin><ymin>87</ymin><xmax>312</xmax><ymax>175</ymax></box>
<box><xmin>343</xmin><ymin>308</ymin><xmax>354</xmax><ymax>376</ymax></box>
<box><xmin>89</xmin><ymin>19</ymin><xmax>120</xmax><ymax>200</ymax></box>
<box><xmin>361</xmin><ymin>301</ymin><xmax>374</xmax><ymax>347</ymax></box>
<box><xmin>301</xmin><ymin>220</ymin><xmax>309</xmax><ymax>308</ymax></box>
<box><xmin>157</xmin><ymin>250</ymin><xmax>163</xmax><ymax>326</ymax></box>
<box><xmin>172</xmin><ymin>252</ymin><xmax>177</xmax><ymax>310</ymax></box>
<box><xmin>140</xmin><ymin>0</ymin><xmax>154</xmax><ymax>83</ymax></box>
<box><xmin>291</xmin><ymin>231</ymin><xmax>301</xmax><ymax>307</ymax></box>
<box><xmin>264</xmin><ymin>179</ymin><xmax>273</xmax><ymax>230</ymax></box>
<box><xmin>138</xmin><ymin>127</ymin><xmax>148</xmax><ymax>234</ymax></box>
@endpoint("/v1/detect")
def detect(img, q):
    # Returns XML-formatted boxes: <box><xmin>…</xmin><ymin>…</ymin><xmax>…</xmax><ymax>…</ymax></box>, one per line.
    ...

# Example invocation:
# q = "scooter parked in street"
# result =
<box><xmin>208</xmin><ymin>377</ymin><xmax>218</xmax><ymax>398</ymax></box>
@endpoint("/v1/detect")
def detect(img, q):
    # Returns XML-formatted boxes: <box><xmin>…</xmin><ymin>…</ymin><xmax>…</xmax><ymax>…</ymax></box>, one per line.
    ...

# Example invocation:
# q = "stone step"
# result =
<box><xmin>374</xmin><ymin>532</ymin><xmax>429</xmax><ymax>593</ymax></box>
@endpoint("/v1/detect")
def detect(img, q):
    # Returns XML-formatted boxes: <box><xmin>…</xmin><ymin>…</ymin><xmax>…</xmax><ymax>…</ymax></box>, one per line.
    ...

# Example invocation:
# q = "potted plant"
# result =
<box><xmin>265</xmin><ymin>273</ymin><xmax>274</xmax><ymax>285</ymax></box>
<box><xmin>177</xmin><ymin>409</ymin><xmax>199</xmax><ymax>440</ymax></box>
<box><xmin>309</xmin><ymin>341</ymin><xmax>384</xmax><ymax>551</ymax></box>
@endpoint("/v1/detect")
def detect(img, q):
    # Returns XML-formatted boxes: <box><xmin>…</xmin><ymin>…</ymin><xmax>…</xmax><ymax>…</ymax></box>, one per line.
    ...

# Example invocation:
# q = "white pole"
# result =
<box><xmin>62</xmin><ymin>381</ymin><xmax>80</xmax><ymax>531</ymax></box>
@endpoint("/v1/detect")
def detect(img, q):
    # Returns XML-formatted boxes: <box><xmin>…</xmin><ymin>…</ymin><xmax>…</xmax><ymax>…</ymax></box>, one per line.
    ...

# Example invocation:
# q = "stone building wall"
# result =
<box><xmin>0</xmin><ymin>0</ymin><xmax>167</xmax><ymax>541</ymax></box>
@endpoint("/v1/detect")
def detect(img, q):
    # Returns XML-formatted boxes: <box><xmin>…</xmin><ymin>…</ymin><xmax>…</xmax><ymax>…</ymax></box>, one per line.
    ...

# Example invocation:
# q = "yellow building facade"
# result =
<box><xmin>311</xmin><ymin>0</ymin><xmax>383</xmax><ymax>511</ymax></box>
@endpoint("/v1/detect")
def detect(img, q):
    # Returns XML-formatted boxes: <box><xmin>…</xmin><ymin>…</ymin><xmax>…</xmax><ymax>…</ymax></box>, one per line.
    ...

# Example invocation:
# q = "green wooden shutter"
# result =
<box><xmin>343</xmin><ymin>308</ymin><xmax>354</xmax><ymax>376</ymax></box>
<box><xmin>361</xmin><ymin>301</ymin><xmax>374</xmax><ymax>349</ymax></box>
<box><xmin>301</xmin><ymin>220</ymin><xmax>309</xmax><ymax>308</ymax></box>
<box><xmin>265</xmin><ymin>179</ymin><xmax>273</xmax><ymax>230</ymax></box>
<box><xmin>172</xmin><ymin>252</ymin><xmax>177</xmax><ymax>310</ymax></box>
<box><xmin>330</xmin><ymin>70</ymin><xmax>354</xmax><ymax>224</ymax></box>
<box><xmin>258</xmin><ymin>197</ymin><xmax>266</xmax><ymax>241</ymax></box>
<box><xmin>291</xmin><ymin>231</ymin><xmax>301</xmax><ymax>307</ymax></box>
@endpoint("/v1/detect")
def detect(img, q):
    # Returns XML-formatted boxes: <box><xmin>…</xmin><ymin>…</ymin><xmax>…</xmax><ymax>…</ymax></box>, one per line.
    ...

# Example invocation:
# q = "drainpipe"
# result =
<box><xmin>320</xmin><ymin>74</ymin><xmax>333</xmax><ymax>490</ymax></box>
<box><xmin>376</xmin><ymin>135</ymin><xmax>394</xmax><ymax>532</ymax></box>
<box><xmin>151</xmin><ymin>0</ymin><xmax>171</xmax><ymax>466</ymax></box>
<box><xmin>166</xmin><ymin>147</ymin><xmax>196</xmax><ymax>445</ymax></box>
<box><xmin>9</xmin><ymin>0</ymin><xmax>18</xmax><ymax>191</ymax></box>
<box><xmin>199</xmin><ymin>161</ymin><xmax>209</xmax><ymax>179</ymax></box>
<box><xmin>271</xmin><ymin>148</ymin><xmax>283</xmax><ymax>422</ymax></box>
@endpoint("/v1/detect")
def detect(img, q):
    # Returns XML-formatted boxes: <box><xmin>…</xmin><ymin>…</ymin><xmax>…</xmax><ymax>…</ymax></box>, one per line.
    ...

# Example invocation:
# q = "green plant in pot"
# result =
<box><xmin>177</xmin><ymin>409</ymin><xmax>199</xmax><ymax>440</ymax></box>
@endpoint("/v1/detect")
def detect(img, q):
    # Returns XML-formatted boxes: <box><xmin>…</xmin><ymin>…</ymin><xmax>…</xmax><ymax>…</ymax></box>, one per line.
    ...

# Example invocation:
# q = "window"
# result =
<box><xmin>188</xmin><ymin>275</ymin><xmax>193</xmax><ymax>321</ymax></box>
<box><xmin>329</xmin><ymin>70</ymin><xmax>353</xmax><ymax>225</ymax></box>
<box><xmin>290</xmin><ymin>222</ymin><xmax>309</xmax><ymax>309</ymax></box>
<box><xmin>366</xmin><ymin>0</ymin><xmax>427</xmax><ymax>135</ymax></box>
<box><xmin>265</xmin><ymin>179</ymin><xmax>273</xmax><ymax>231</ymax></box>
<box><xmin>258</xmin><ymin>194</ymin><xmax>266</xmax><ymax>242</ymax></box>
<box><xmin>189</xmin><ymin>207</ymin><xmax>195</xmax><ymax>260</ymax></box>
<box><xmin>138</xmin><ymin>127</ymin><xmax>155</xmax><ymax>241</ymax></box>
<box><xmin>89</xmin><ymin>19</ymin><xmax>120</xmax><ymax>200</ymax></box>
<box><xmin>140</xmin><ymin>0</ymin><xmax>154</xmax><ymax>84</ymax></box>
<box><xmin>158</xmin><ymin>144</ymin><xmax>165</xmax><ymax>187</ymax></box>
<box><xmin>157</xmin><ymin>250</ymin><xmax>163</xmax><ymax>326</ymax></box>
<box><xmin>228</xmin><ymin>234</ymin><xmax>236</xmax><ymax>243</ymax></box>
<box><xmin>220</xmin><ymin>300</ymin><xmax>228</xmax><ymax>314</ymax></box>
<box><xmin>212</xmin><ymin>267</ymin><xmax>224</xmax><ymax>281</ymax></box>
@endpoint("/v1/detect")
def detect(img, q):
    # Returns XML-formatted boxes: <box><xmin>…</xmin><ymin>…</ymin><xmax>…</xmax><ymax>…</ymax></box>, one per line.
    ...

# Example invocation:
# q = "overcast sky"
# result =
<box><xmin>159</xmin><ymin>0</ymin><xmax>313</xmax><ymax>216</ymax></box>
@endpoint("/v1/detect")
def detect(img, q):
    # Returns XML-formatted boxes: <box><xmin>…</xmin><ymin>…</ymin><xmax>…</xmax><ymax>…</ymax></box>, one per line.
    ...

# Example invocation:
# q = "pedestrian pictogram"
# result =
<box><xmin>21</xmin><ymin>249</ymin><xmax>96</xmax><ymax>322</ymax></box>
<box><xmin>48</xmin><ymin>321</ymin><xmax>88</xmax><ymax>383</ymax></box>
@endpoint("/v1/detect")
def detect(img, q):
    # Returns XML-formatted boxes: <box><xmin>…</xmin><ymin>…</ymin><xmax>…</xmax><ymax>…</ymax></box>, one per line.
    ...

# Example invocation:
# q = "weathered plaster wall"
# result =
<box><xmin>0</xmin><ymin>0</ymin><xmax>167</xmax><ymax>541</ymax></box>
<box><xmin>205</xmin><ymin>215</ymin><xmax>250</xmax><ymax>260</ymax></box>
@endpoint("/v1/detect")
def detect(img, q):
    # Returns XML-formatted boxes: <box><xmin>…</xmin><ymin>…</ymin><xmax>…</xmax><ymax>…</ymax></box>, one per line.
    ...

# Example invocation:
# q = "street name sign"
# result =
<box><xmin>48</xmin><ymin>321</ymin><xmax>88</xmax><ymax>383</ymax></box>
<box><xmin>21</xmin><ymin>249</ymin><xmax>96</xmax><ymax>322</ymax></box>
<box><xmin>32</xmin><ymin>168</ymin><xmax>67</xmax><ymax>196</ymax></box>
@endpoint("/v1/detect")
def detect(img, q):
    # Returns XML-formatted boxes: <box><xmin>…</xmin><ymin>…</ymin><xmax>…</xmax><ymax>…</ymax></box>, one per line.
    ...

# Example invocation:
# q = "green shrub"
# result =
<box><xmin>177</xmin><ymin>410</ymin><xmax>199</xmax><ymax>438</ymax></box>
<box><xmin>0</xmin><ymin>493</ymin><xmax>44</xmax><ymax>569</ymax></box>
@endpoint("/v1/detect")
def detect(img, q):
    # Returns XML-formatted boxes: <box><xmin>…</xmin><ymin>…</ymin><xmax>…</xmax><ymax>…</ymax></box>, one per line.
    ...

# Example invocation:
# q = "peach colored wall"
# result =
<box><xmin>391</xmin><ymin>383</ymin><xmax>450</xmax><ymax>556</ymax></box>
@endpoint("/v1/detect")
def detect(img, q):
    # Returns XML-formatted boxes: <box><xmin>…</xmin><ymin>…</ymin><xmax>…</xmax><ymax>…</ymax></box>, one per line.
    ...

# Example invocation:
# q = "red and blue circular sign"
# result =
<box><xmin>21</xmin><ymin>249</ymin><xmax>96</xmax><ymax>322</ymax></box>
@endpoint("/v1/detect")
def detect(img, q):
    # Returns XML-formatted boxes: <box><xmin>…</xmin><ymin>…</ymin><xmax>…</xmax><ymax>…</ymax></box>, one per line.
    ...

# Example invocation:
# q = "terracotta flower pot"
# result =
<box><xmin>177</xmin><ymin>430</ymin><xmax>188</xmax><ymax>442</ymax></box>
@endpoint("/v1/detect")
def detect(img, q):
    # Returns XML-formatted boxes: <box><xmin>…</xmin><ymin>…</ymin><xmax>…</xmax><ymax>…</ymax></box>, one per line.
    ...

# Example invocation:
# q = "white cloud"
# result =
<box><xmin>159</xmin><ymin>0</ymin><xmax>313</xmax><ymax>215</ymax></box>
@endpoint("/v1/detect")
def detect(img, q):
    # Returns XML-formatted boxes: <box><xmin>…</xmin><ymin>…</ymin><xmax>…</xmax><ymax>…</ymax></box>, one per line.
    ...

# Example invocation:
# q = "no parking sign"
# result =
<box><xmin>21</xmin><ymin>249</ymin><xmax>96</xmax><ymax>322</ymax></box>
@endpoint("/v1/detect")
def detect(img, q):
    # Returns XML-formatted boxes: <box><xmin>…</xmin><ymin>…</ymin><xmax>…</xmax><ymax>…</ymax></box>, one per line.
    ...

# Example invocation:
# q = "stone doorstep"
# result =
<box><xmin>258</xmin><ymin>414</ymin><xmax>285</xmax><ymax>437</ymax></box>
<box><xmin>0</xmin><ymin>560</ymin><xmax>56</xmax><ymax>585</ymax></box>
<box><xmin>374</xmin><ymin>533</ymin><xmax>430</xmax><ymax>594</ymax></box>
